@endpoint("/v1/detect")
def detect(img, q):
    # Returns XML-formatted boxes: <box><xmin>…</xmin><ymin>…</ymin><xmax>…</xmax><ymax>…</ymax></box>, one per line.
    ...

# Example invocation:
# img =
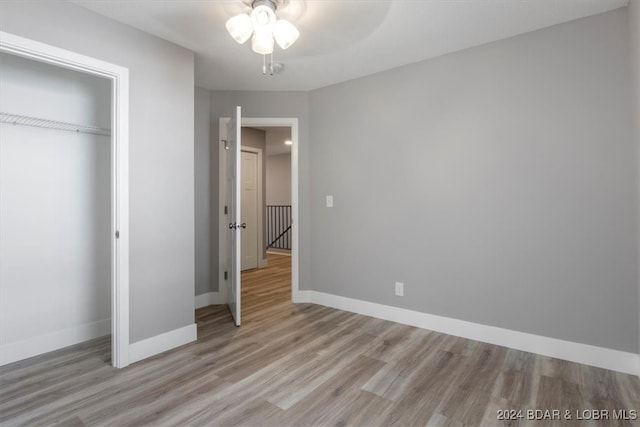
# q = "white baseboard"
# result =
<box><xmin>129</xmin><ymin>323</ymin><xmax>197</xmax><ymax>364</ymax></box>
<box><xmin>298</xmin><ymin>290</ymin><xmax>639</xmax><ymax>376</ymax></box>
<box><xmin>195</xmin><ymin>291</ymin><xmax>223</xmax><ymax>309</ymax></box>
<box><xmin>0</xmin><ymin>318</ymin><xmax>111</xmax><ymax>366</ymax></box>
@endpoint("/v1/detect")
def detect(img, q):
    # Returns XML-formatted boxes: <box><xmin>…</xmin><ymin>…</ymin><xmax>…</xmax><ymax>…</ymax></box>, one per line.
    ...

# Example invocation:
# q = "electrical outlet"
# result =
<box><xmin>395</xmin><ymin>282</ymin><xmax>404</xmax><ymax>297</ymax></box>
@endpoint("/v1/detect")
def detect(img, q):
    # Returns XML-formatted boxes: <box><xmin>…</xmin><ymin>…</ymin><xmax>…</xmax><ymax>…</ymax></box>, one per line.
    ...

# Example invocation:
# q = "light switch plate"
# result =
<box><xmin>326</xmin><ymin>195</ymin><xmax>333</xmax><ymax>207</ymax></box>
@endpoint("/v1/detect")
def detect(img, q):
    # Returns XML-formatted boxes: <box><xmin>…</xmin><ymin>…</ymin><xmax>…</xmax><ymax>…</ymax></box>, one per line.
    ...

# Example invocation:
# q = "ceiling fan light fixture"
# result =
<box><xmin>226</xmin><ymin>0</ymin><xmax>297</xmax><ymax>74</ymax></box>
<box><xmin>251</xmin><ymin>29</ymin><xmax>274</xmax><ymax>54</ymax></box>
<box><xmin>226</xmin><ymin>13</ymin><xmax>252</xmax><ymax>44</ymax></box>
<box><xmin>273</xmin><ymin>19</ymin><xmax>299</xmax><ymax>49</ymax></box>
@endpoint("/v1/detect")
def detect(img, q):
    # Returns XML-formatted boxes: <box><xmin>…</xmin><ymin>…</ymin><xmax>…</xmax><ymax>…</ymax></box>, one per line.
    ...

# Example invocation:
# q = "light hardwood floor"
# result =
<box><xmin>1</xmin><ymin>253</ymin><xmax>639</xmax><ymax>426</ymax></box>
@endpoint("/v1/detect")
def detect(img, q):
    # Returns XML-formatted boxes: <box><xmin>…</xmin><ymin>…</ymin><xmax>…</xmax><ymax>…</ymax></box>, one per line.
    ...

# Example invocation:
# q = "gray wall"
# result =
<box><xmin>209</xmin><ymin>91</ymin><xmax>309</xmax><ymax>292</ymax></box>
<box><xmin>267</xmin><ymin>153</ymin><xmax>292</xmax><ymax>205</ymax></box>
<box><xmin>0</xmin><ymin>53</ymin><xmax>111</xmax><ymax>349</ymax></box>
<box><xmin>0</xmin><ymin>1</ymin><xmax>196</xmax><ymax>343</ymax></box>
<box><xmin>629</xmin><ymin>0</ymin><xmax>640</xmax><ymax>351</ymax></box>
<box><xmin>308</xmin><ymin>9</ymin><xmax>638</xmax><ymax>353</ymax></box>
<box><xmin>195</xmin><ymin>87</ymin><xmax>211</xmax><ymax>296</ymax></box>
<box><xmin>632</xmin><ymin>3</ymin><xmax>640</xmax><ymax>143</ymax></box>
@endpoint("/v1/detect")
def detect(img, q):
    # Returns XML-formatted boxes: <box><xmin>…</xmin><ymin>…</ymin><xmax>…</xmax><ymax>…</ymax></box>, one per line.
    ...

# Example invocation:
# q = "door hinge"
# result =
<box><xmin>115</xmin><ymin>230</ymin><xmax>120</xmax><ymax>239</ymax></box>
<box><xmin>224</xmin><ymin>205</ymin><xmax>228</xmax><ymax>215</ymax></box>
<box><xmin>224</xmin><ymin>271</ymin><xmax>228</xmax><ymax>280</ymax></box>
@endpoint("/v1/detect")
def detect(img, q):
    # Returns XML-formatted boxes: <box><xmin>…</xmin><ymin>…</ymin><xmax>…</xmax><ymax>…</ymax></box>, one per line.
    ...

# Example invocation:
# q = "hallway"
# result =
<box><xmin>241</xmin><ymin>253</ymin><xmax>291</xmax><ymax>323</ymax></box>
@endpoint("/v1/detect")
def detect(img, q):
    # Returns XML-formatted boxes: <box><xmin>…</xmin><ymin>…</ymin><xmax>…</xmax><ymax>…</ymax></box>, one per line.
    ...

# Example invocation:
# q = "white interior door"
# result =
<box><xmin>226</xmin><ymin>106</ymin><xmax>241</xmax><ymax>326</ymax></box>
<box><xmin>241</xmin><ymin>151</ymin><xmax>258</xmax><ymax>271</ymax></box>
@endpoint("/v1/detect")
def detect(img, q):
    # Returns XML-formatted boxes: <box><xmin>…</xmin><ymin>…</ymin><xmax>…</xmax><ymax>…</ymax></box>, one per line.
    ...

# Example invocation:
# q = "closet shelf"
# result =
<box><xmin>0</xmin><ymin>112</ymin><xmax>111</xmax><ymax>136</ymax></box>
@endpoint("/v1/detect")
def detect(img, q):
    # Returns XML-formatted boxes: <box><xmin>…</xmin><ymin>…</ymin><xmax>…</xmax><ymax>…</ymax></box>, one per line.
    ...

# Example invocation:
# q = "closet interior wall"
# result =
<box><xmin>0</xmin><ymin>52</ymin><xmax>112</xmax><ymax>365</ymax></box>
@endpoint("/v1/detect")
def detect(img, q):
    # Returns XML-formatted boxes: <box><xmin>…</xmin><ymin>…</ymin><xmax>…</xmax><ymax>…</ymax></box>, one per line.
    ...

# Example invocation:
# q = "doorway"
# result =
<box><xmin>0</xmin><ymin>31</ymin><xmax>130</xmax><ymax>368</ymax></box>
<box><xmin>218</xmin><ymin>116</ymin><xmax>300</xmax><ymax>325</ymax></box>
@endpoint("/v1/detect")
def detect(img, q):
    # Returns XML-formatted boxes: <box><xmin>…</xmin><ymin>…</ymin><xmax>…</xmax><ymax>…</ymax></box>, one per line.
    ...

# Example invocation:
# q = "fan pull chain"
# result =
<box><xmin>269</xmin><ymin>52</ymin><xmax>274</xmax><ymax>75</ymax></box>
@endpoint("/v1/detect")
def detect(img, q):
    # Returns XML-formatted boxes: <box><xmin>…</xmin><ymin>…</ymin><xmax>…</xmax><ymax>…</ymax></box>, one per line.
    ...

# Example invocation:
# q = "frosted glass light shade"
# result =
<box><xmin>226</xmin><ymin>14</ymin><xmax>252</xmax><ymax>44</ymax></box>
<box><xmin>252</xmin><ymin>29</ymin><xmax>274</xmax><ymax>54</ymax></box>
<box><xmin>273</xmin><ymin>19</ymin><xmax>299</xmax><ymax>49</ymax></box>
<box><xmin>250</xmin><ymin>5</ymin><xmax>276</xmax><ymax>30</ymax></box>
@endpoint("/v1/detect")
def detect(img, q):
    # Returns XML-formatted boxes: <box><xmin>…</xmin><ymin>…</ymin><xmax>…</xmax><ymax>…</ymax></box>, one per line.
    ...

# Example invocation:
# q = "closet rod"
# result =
<box><xmin>0</xmin><ymin>112</ymin><xmax>111</xmax><ymax>136</ymax></box>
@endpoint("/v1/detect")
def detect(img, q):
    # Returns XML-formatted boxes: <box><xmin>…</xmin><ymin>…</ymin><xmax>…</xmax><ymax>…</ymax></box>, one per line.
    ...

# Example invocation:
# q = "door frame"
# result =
<box><xmin>0</xmin><ymin>31</ymin><xmax>130</xmax><ymax>368</ymax></box>
<box><xmin>219</xmin><ymin>117</ymin><xmax>300</xmax><ymax>303</ymax></box>
<box><xmin>240</xmin><ymin>146</ymin><xmax>266</xmax><ymax>269</ymax></box>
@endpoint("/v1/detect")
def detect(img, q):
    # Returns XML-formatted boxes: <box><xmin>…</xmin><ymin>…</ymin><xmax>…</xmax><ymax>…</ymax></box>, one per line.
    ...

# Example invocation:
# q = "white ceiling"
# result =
<box><xmin>71</xmin><ymin>0</ymin><xmax>629</xmax><ymax>91</ymax></box>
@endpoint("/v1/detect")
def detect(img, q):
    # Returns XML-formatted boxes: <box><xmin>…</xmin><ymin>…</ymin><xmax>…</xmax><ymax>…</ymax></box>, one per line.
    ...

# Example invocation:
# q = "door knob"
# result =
<box><xmin>240</xmin><ymin>223</ymin><xmax>247</xmax><ymax>229</ymax></box>
<box><xmin>229</xmin><ymin>222</ymin><xmax>235</xmax><ymax>229</ymax></box>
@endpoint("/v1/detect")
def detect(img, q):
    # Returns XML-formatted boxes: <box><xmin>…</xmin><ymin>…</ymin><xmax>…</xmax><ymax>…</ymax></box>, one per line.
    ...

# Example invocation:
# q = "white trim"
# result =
<box><xmin>0</xmin><ymin>319</ymin><xmax>111</xmax><ymax>366</ymax></box>
<box><xmin>290</xmin><ymin>121</ymin><xmax>300</xmax><ymax>303</ymax></box>
<box><xmin>241</xmin><ymin>145</ymin><xmax>264</xmax><ymax>271</ymax></box>
<box><xmin>129</xmin><ymin>324</ymin><xmax>197</xmax><ymax>364</ymax></box>
<box><xmin>0</xmin><ymin>31</ymin><xmax>130</xmax><ymax>368</ymax></box>
<box><xmin>218</xmin><ymin>117</ymin><xmax>300</xmax><ymax>305</ymax></box>
<box><xmin>218</xmin><ymin>118</ymin><xmax>229</xmax><ymax>305</ymax></box>
<box><xmin>299</xmin><ymin>290</ymin><xmax>640</xmax><ymax>376</ymax></box>
<box><xmin>195</xmin><ymin>292</ymin><xmax>223</xmax><ymax>309</ymax></box>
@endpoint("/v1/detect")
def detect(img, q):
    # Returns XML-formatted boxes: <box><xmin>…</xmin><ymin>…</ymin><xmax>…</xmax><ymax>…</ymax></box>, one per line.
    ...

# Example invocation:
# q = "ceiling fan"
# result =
<box><xmin>225</xmin><ymin>0</ymin><xmax>300</xmax><ymax>75</ymax></box>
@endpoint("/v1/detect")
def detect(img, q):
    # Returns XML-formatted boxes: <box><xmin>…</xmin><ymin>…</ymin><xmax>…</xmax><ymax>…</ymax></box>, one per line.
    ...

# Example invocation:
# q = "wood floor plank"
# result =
<box><xmin>278</xmin><ymin>354</ymin><xmax>386</xmax><ymax>426</ymax></box>
<box><xmin>381</xmin><ymin>350</ymin><xmax>464</xmax><ymax>426</ymax></box>
<box><xmin>7</xmin><ymin>345</ymin><xmax>199</xmax><ymax>426</ymax></box>
<box><xmin>316</xmin><ymin>389</ymin><xmax>393</xmax><ymax>427</ymax></box>
<box><xmin>263</xmin><ymin>331</ymin><xmax>379</xmax><ymax>410</ymax></box>
<box><xmin>76</xmin><ymin>357</ymin><xmax>224</xmax><ymax>426</ymax></box>
<box><xmin>1</xmin><ymin>253</ymin><xmax>638</xmax><ymax>426</ymax></box>
<box><xmin>101</xmin><ymin>374</ymin><xmax>230</xmax><ymax>427</ymax></box>
<box><xmin>363</xmin><ymin>323</ymin><xmax>429</xmax><ymax>363</ymax></box>
<box><xmin>437</xmin><ymin>343</ymin><xmax>507</xmax><ymax>425</ymax></box>
<box><xmin>202</xmin><ymin>397</ymin><xmax>285</xmax><ymax>427</ymax></box>
<box><xmin>535</xmin><ymin>375</ymin><xmax>566</xmax><ymax>427</ymax></box>
<box><xmin>0</xmin><ymin>353</ymin><xmax>107</xmax><ymax>404</ymax></box>
<box><xmin>362</xmin><ymin>330</ymin><xmax>442</xmax><ymax>401</ymax></box>
<box><xmin>492</xmin><ymin>348</ymin><xmax>540</xmax><ymax>410</ymax></box>
<box><xmin>0</xmin><ymin>336</ymin><xmax>110</xmax><ymax>383</ymax></box>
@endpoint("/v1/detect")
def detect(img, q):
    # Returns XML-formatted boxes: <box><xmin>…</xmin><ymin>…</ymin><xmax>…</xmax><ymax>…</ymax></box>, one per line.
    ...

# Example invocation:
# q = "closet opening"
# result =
<box><xmin>0</xmin><ymin>32</ymin><xmax>130</xmax><ymax>368</ymax></box>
